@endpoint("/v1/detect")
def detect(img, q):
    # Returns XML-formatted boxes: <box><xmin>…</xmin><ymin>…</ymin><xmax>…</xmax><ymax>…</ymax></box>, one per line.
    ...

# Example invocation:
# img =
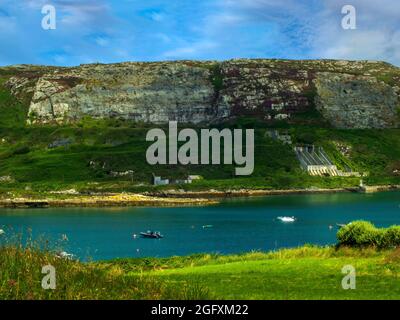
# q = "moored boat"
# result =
<box><xmin>277</xmin><ymin>216</ymin><xmax>296</xmax><ymax>222</ymax></box>
<box><xmin>140</xmin><ymin>231</ymin><xmax>164</xmax><ymax>239</ymax></box>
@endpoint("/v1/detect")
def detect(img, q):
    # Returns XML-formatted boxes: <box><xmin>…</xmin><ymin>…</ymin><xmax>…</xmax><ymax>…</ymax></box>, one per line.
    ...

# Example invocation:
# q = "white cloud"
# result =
<box><xmin>212</xmin><ymin>0</ymin><xmax>400</xmax><ymax>65</ymax></box>
<box><xmin>312</xmin><ymin>0</ymin><xmax>400</xmax><ymax>65</ymax></box>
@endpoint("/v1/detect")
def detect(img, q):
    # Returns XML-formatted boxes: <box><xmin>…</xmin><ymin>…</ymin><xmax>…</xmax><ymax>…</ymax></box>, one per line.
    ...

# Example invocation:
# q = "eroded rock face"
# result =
<box><xmin>3</xmin><ymin>59</ymin><xmax>400</xmax><ymax>128</ymax></box>
<box><xmin>314</xmin><ymin>72</ymin><xmax>399</xmax><ymax>129</ymax></box>
<box><xmin>24</xmin><ymin>62</ymin><xmax>229</xmax><ymax>124</ymax></box>
<box><xmin>219</xmin><ymin>60</ymin><xmax>313</xmax><ymax>120</ymax></box>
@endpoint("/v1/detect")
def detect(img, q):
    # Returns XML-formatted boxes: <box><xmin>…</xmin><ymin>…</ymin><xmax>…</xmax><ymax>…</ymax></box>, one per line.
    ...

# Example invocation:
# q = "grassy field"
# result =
<box><xmin>111</xmin><ymin>246</ymin><xmax>400</xmax><ymax>300</ymax></box>
<box><xmin>2</xmin><ymin>243</ymin><xmax>400</xmax><ymax>300</ymax></box>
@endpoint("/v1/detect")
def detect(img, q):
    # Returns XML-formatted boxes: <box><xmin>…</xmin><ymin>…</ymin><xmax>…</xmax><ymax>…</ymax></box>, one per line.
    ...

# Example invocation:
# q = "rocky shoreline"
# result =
<box><xmin>146</xmin><ymin>184</ymin><xmax>400</xmax><ymax>199</ymax></box>
<box><xmin>1</xmin><ymin>185</ymin><xmax>398</xmax><ymax>209</ymax></box>
<box><xmin>0</xmin><ymin>193</ymin><xmax>218</xmax><ymax>208</ymax></box>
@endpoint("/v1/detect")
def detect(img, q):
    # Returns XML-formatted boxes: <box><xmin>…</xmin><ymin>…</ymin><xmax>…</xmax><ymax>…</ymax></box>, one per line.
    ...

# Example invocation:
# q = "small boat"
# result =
<box><xmin>336</xmin><ymin>223</ymin><xmax>347</xmax><ymax>228</ymax></box>
<box><xmin>56</xmin><ymin>251</ymin><xmax>74</xmax><ymax>260</ymax></box>
<box><xmin>140</xmin><ymin>231</ymin><xmax>164</xmax><ymax>239</ymax></box>
<box><xmin>202</xmin><ymin>225</ymin><xmax>213</xmax><ymax>229</ymax></box>
<box><xmin>277</xmin><ymin>216</ymin><xmax>296</xmax><ymax>222</ymax></box>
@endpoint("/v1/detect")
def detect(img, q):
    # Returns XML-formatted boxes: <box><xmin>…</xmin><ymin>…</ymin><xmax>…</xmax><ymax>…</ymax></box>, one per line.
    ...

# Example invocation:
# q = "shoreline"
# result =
<box><xmin>146</xmin><ymin>184</ymin><xmax>400</xmax><ymax>199</ymax></box>
<box><xmin>0</xmin><ymin>193</ymin><xmax>218</xmax><ymax>208</ymax></box>
<box><xmin>0</xmin><ymin>184</ymin><xmax>398</xmax><ymax>208</ymax></box>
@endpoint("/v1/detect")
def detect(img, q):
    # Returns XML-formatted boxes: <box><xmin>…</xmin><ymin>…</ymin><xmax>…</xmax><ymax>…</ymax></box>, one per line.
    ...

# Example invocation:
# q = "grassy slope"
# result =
<box><xmin>112</xmin><ymin>247</ymin><xmax>400</xmax><ymax>300</ymax></box>
<box><xmin>0</xmin><ymin>124</ymin><xmax>398</xmax><ymax>196</ymax></box>
<box><xmin>3</xmin><ymin>245</ymin><xmax>400</xmax><ymax>299</ymax></box>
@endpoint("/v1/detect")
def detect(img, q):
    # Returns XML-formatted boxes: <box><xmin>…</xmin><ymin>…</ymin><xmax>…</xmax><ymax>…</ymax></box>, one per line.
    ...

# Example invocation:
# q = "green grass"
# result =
<box><xmin>0</xmin><ymin>241</ymin><xmax>211</xmax><ymax>300</ymax></box>
<box><xmin>0</xmin><ymin>79</ymin><xmax>30</xmax><ymax>128</ymax></box>
<box><xmin>3</xmin><ymin>241</ymin><xmax>400</xmax><ymax>299</ymax></box>
<box><xmin>113</xmin><ymin>246</ymin><xmax>400</xmax><ymax>300</ymax></box>
<box><xmin>0</xmin><ymin>124</ymin><xmax>399</xmax><ymax>195</ymax></box>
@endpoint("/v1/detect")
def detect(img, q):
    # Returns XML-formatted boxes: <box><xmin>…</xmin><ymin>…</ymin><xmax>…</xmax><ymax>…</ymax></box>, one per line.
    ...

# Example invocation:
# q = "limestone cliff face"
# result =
<box><xmin>12</xmin><ymin>62</ymin><xmax>229</xmax><ymax>124</ymax></box>
<box><xmin>4</xmin><ymin>59</ymin><xmax>400</xmax><ymax>128</ymax></box>
<box><xmin>314</xmin><ymin>72</ymin><xmax>399</xmax><ymax>128</ymax></box>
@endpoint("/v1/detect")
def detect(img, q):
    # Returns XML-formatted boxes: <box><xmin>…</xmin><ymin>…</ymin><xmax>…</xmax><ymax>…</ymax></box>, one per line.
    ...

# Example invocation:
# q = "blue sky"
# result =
<box><xmin>0</xmin><ymin>0</ymin><xmax>399</xmax><ymax>66</ymax></box>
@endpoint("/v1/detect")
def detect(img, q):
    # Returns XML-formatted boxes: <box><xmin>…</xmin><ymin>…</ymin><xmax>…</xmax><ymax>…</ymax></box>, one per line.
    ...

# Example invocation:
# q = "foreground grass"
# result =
<box><xmin>2</xmin><ymin>244</ymin><xmax>400</xmax><ymax>299</ymax></box>
<box><xmin>110</xmin><ymin>247</ymin><xmax>400</xmax><ymax>300</ymax></box>
<box><xmin>0</xmin><ymin>245</ymin><xmax>211</xmax><ymax>300</ymax></box>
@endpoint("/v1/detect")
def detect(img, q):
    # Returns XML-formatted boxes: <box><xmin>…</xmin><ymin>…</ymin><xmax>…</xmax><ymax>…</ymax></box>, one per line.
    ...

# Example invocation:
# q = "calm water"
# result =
<box><xmin>0</xmin><ymin>191</ymin><xmax>399</xmax><ymax>260</ymax></box>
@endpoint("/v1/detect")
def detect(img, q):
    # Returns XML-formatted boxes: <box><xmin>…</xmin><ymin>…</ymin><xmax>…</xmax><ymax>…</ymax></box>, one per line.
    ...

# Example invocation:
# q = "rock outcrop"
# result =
<box><xmin>3</xmin><ymin>59</ymin><xmax>400</xmax><ymax>129</ymax></box>
<box><xmin>314</xmin><ymin>72</ymin><xmax>399</xmax><ymax>128</ymax></box>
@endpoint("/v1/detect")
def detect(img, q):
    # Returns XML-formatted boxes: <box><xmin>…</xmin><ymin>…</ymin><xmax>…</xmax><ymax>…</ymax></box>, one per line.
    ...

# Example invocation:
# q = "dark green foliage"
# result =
<box><xmin>209</xmin><ymin>64</ymin><xmax>224</xmax><ymax>93</ymax></box>
<box><xmin>337</xmin><ymin>221</ymin><xmax>400</xmax><ymax>248</ymax></box>
<box><xmin>0</xmin><ymin>80</ymin><xmax>30</xmax><ymax>128</ymax></box>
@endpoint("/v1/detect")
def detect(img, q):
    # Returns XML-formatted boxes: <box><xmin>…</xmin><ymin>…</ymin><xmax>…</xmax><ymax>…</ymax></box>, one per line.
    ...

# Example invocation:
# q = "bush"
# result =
<box><xmin>337</xmin><ymin>221</ymin><xmax>400</xmax><ymax>248</ymax></box>
<box><xmin>382</xmin><ymin>226</ymin><xmax>400</xmax><ymax>248</ymax></box>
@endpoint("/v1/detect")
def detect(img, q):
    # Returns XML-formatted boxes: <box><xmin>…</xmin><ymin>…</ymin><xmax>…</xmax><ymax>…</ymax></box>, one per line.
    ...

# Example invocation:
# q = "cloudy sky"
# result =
<box><xmin>0</xmin><ymin>0</ymin><xmax>399</xmax><ymax>66</ymax></box>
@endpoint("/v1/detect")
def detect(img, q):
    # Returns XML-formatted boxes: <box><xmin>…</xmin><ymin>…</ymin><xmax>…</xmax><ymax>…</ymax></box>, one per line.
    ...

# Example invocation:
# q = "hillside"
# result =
<box><xmin>0</xmin><ymin>59</ymin><xmax>399</xmax><ymax>196</ymax></box>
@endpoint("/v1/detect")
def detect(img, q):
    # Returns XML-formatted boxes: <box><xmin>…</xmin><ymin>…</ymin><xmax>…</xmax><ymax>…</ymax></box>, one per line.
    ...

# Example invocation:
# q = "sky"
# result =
<box><xmin>0</xmin><ymin>0</ymin><xmax>399</xmax><ymax>66</ymax></box>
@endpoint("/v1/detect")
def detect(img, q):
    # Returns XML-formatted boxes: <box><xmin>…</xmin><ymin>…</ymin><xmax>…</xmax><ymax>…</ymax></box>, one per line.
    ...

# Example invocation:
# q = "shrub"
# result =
<box><xmin>337</xmin><ymin>221</ymin><xmax>400</xmax><ymax>248</ymax></box>
<box><xmin>382</xmin><ymin>226</ymin><xmax>400</xmax><ymax>248</ymax></box>
<box><xmin>337</xmin><ymin>221</ymin><xmax>382</xmax><ymax>247</ymax></box>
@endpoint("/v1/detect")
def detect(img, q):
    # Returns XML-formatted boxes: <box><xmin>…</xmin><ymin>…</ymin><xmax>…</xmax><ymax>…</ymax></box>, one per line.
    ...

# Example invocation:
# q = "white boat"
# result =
<box><xmin>56</xmin><ymin>251</ymin><xmax>74</xmax><ymax>260</ymax></box>
<box><xmin>277</xmin><ymin>216</ymin><xmax>296</xmax><ymax>222</ymax></box>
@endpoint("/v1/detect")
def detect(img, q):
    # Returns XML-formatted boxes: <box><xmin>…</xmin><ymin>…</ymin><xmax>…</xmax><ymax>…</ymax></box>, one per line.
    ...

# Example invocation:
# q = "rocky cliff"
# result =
<box><xmin>3</xmin><ymin>59</ymin><xmax>400</xmax><ymax>129</ymax></box>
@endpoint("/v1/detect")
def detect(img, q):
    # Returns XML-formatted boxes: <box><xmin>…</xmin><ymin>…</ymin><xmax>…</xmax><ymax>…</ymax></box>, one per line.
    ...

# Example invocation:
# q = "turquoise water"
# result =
<box><xmin>0</xmin><ymin>191</ymin><xmax>399</xmax><ymax>260</ymax></box>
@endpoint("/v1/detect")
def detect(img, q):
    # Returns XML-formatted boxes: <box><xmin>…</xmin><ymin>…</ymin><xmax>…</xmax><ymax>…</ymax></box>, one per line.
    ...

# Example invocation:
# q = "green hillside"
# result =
<box><xmin>0</xmin><ymin>71</ymin><xmax>399</xmax><ymax>196</ymax></box>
